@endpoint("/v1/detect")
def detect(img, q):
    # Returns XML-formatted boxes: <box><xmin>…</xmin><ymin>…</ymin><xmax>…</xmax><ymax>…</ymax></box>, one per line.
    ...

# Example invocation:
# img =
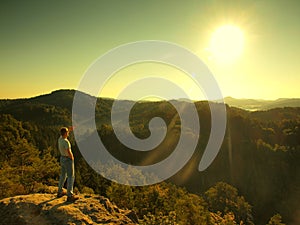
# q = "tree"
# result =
<box><xmin>174</xmin><ymin>193</ymin><xmax>211</xmax><ymax>225</ymax></box>
<box><xmin>0</xmin><ymin>139</ymin><xmax>59</xmax><ymax>197</ymax></box>
<box><xmin>0</xmin><ymin>114</ymin><xmax>59</xmax><ymax>198</ymax></box>
<box><xmin>267</xmin><ymin>214</ymin><xmax>285</xmax><ymax>225</ymax></box>
<box><xmin>140</xmin><ymin>211</ymin><xmax>178</xmax><ymax>225</ymax></box>
<box><xmin>106</xmin><ymin>182</ymin><xmax>135</xmax><ymax>209</ymax></box>
<box><xmin>205</xmin><ymin>182</ymin><xmax>253</xmax><ymax>224</ymax></box>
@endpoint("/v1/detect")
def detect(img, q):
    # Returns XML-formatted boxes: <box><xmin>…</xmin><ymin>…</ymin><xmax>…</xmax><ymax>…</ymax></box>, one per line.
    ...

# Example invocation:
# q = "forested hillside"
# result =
<box><xmin>0</xmin><ymin>89</ymin><xmax>299</xmax><ymax>225</ymax></box>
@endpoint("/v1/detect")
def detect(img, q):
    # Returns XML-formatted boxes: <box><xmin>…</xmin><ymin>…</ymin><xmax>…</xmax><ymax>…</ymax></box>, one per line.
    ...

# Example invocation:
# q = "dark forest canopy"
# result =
<box><xmin>0</xmin><ymin>89</ymin><xmax>299</xmax><ymax>225</ymax></box>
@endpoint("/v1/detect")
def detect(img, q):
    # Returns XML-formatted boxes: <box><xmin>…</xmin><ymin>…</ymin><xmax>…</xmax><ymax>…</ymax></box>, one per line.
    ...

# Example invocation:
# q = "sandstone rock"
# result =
<box><xmin>0</xmin><ymin>193</ymin><xmax>138</xmax><ymax>225</ymax></box>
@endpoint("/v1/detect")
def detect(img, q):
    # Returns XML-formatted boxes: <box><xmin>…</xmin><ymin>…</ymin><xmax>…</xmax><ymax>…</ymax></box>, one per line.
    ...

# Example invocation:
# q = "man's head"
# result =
<box><xmin>60</xmin><ymin>127</ymin><xmax>69</xmax><ymax>137</ymax></box>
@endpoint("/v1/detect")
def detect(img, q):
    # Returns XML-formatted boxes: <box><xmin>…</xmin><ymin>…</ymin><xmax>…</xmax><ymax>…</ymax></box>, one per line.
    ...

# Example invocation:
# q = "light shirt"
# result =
<box><xmin>58</xmin><ymin>136</ymin><xmax>71</xmax><ymax>157</ymax></box>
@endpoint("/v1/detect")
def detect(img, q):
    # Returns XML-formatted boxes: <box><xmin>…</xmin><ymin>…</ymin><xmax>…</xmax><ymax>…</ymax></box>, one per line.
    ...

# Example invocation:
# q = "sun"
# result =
<box><xmin>209</xmin><ymin>25</ymin><xmax>244</xmax><ymax>63</ymax></box>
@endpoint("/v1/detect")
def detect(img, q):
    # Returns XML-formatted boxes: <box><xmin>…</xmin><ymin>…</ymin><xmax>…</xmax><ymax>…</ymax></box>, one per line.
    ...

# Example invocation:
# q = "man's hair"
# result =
<box><xmin>60</xmin><ymin>127</ymin><xmax>69</xmax><ymax>136</ymax></box>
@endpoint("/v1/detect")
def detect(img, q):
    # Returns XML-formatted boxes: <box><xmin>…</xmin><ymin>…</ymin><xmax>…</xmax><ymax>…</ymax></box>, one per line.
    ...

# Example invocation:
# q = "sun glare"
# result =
<box><xmin>209</xmin><ymin>25</ymin><xmax>244</xmax><ymax>63</ymax></box>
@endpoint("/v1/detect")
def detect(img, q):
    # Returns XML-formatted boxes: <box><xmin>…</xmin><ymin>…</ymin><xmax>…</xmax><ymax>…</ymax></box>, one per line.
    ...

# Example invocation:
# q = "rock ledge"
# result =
<box><xmin>0</xmin><ymin>193</ymin><xmax>138</xmax><ymax>225</ymax></box>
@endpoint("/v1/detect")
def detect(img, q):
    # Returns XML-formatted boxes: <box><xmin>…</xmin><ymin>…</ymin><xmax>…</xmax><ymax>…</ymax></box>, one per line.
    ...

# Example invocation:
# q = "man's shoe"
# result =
<box><xmin>67</xmin><ymin>195</ymin><xmax>79</xmax><ymax>202</ymax></box>
<box><xmin>57</xmin><ymin>190</ymin><xmax>67</xmax><ymax>198</ymax></box>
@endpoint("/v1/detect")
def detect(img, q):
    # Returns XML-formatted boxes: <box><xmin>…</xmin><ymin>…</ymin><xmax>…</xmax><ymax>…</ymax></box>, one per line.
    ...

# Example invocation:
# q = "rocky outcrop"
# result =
<box><xmin>0</xmin><ymin>193</ymin><xmax>138</xmax><ymax>225</ymax></box>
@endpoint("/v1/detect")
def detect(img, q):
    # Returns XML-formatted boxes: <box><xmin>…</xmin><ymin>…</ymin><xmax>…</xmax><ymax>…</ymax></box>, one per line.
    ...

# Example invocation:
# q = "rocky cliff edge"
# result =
<box><xmin>0</xmin><ymin>191</ymin><xmax>138</xmax><ymax>225</ymax></box>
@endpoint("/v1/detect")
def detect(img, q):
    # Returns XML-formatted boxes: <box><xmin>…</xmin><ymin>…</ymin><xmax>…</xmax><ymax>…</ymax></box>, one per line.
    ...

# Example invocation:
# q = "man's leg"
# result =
<box><xmin>58</xmin><ymin>157</ymin><xmax>67</xmax><ymax>195</ymax></box>
<box><xmin>65</xmin><ymin>158</ymin><xmax>75</xmax><ymax>197</ymax></box>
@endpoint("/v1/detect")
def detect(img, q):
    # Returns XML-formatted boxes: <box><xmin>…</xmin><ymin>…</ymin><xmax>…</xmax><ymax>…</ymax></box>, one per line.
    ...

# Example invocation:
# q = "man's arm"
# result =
<box><xmin>66</xmin><ymin>148</ymin><xmax>74</xmax><ymax>160</ymax></box>
<box><xmin>66</xmin><ymin>127</ymin><xmax>74</xmax><ymax>160</ymax></box>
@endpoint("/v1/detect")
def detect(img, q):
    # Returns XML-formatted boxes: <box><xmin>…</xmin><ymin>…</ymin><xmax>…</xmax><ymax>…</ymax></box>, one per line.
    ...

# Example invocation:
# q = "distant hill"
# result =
<box><xmin>1</xmin><ymin>90</ymin><xmax>299</xmax><ymax>112</ymax></box>
<box><xmin>224</xmin><ymin>96</ymin><xmax>300</xmax><ymax>111</ymax></box>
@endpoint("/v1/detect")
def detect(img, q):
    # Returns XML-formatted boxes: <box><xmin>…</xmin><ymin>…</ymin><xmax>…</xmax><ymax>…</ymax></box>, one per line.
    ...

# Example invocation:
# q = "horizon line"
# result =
<box><xmin>0</xmin><ymin>89</ymin><xmax>299</xmax><ymax>102</ymax></box>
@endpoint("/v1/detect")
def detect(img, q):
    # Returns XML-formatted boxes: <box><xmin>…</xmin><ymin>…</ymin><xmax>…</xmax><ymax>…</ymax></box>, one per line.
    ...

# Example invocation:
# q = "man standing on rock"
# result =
<box><xmin>57</xmin><ymin>126</ymin><xmax>79</xmax><ymax>202</ymax></box>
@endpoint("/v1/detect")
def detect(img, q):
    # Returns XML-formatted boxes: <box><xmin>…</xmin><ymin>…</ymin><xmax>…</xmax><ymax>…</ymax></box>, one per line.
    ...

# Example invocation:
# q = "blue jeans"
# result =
<box><xmin>58</xmin><ymin>156</ymin><xmax>75</xmax><ymax>197</ymax></box>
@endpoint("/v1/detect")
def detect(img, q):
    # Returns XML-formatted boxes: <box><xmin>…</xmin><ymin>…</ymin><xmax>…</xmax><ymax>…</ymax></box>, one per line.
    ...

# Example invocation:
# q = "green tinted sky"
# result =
<box><xmin>1</xmin><ymin>0</ymin><xmax>300</xmax><ymax>99</ymax></box>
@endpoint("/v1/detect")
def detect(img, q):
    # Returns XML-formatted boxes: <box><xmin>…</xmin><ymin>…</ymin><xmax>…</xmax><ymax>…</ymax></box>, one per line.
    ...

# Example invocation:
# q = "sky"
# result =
<box><xmin>1</xmin><ymin>0</ymin><xmax>300</xmax><ymax>100</ymax></box>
